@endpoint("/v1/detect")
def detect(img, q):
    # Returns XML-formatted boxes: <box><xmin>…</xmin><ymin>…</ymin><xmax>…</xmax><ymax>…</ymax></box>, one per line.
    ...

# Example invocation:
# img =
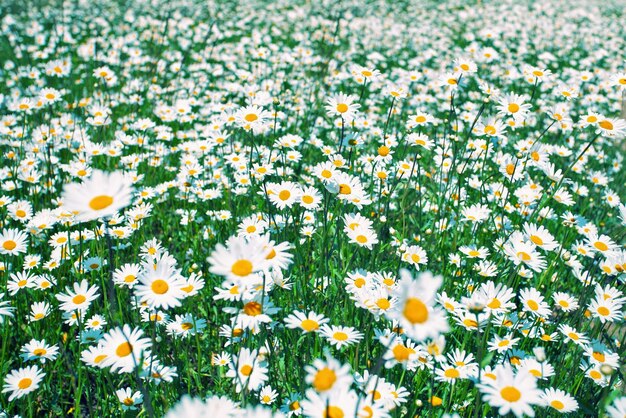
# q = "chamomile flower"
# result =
<box><xmin>55</xmin><ymin>279</ymin><xmax>100</xmax><ymax>314</ymax></box>
<box><xmin>319</xmin><ymin>325</ymin><xmax>363</xmax><ymax>349</ymax></box>
<box><xmin>226</xmin><ymin>347</ymin><xmax>268</xmax><ymax>393</ymax></box>
<box><xmin>387</xmin><ymin>270</ymin><xmax>449</xmax><ymax>342</ymax></box>
<box><xmin>100</xmin><ymin>325</ymin><xmax>152</xmax><ymax>373</ymax></box>
<box><xmin>478</xmin><ymin>364</ymin><xmax>542</xmax><ymax>417</ymax></box>
<box><xmin>0</xmin><ymin>228</ymin><xmax>28</xmax><ymax>256</ymax></box>
<box><xmin>208</xmin><ymin>235</ymin><xmax>271</xmax><ymax>283</ymax></box>
<box><xmin>540</xmin><ymin>388</ymin><xmax>578</xmax><ymax>413</ymax></box>
<box><xmin>325</xmin><ymin>93</ymin><xmax>360</xmax><ymax>121</ymax></box>
<box><xmin>61</xmin><ymin>170</ymin><xmax>134</xmax><ymax>223</ymax></box>
<box><xmin>284</xmin><ymin>311</ymin><xmax>329</xmax><ymax>333</ymax></box>
<box><xmin>116</xmin><ymin>387</ymin><xmax>143</xmax><ymax>411</ymax></box>
<box><xmin>2</xmin><ymin>365</ymin><xmax>45</xmax><ymax>401</ymax></box>
<box><xmin>20</xmin><ymin>339</ymin><xmax>59</xmax><ymax>363</ymax></box>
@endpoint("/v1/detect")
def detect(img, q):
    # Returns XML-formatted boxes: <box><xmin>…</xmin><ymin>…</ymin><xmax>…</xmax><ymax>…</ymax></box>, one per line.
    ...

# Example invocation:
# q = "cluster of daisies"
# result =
<box><xmin>1</xmin><ymin>0</ymin><xmax>626</xmax><ymax>416</ymax></box>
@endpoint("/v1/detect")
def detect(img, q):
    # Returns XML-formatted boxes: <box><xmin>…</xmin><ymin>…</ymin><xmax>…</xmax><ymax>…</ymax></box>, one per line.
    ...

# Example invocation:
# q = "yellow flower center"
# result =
<box><xmin>403</xmin><ymin>298</ymin><xmax>429</xmax><ymax>324</ymax></box>
<box><xmin>336</xmin><ymin>103</ymin><xmax>348</xmax><ymax>113</ymax></box>
<box><xmin>18</xmin><ymin>378</ymin><xmax>32</xmax><ymax>389</ymax></box>
<box><xmin>339</xmin><ymin>184</ymin><xmax>351</xmax><ymax>195</ymax></box>
<box><xmin>598</xmin><ymin>120</ymin><xmax>613</xmax><ymax>130</ymax></box>
<box><xmin>72</xmin><ymin>295</ymin><xmax>86</xmax><ymax>304</ymax></box>
<box><xmin>151</xmin><ymin>279</ymin><xmax>169</xmax><ymax>294</ymax></box>
<box><xmin>392</xmin><ymin>344</ymin><xmax>415</xmax><ymax>361</ymax></box>
<box><xmin>517</xmin><ymin>251</ymin><xmax>531</xmax><ymax>261</ymax></box>
<box><xmin>376</xmin><ymin>298</ymin><xmax>390</xmax><ymax>310</ymax></box>
<box><xmin>594</xmin><ymin>241</ymin><xmax>608</xmax><ymax>251</ymax></box>
<box><xmin>378</xmin><ymin>145</ymin><xmax>390</xmax><ymax>156</ymax></box>
<box><xmin>313</xmin><ymin>368</ymin><xmax>336</xmax><ymax>391</ymax></box>
<box><xmin>323</xmin><ymin>406</ymin><xmax>344</xmax><ymax>418</ymax></box>
<box><xmin>231</xmin><ymin>259</ymin><xmax>253</xmax><ymax>276</ymax></box>
<box><xmin>550</xmin><ymin>400</ymin><xmax>564</xmax><ymax>410</ymax></box>
<box><xmin>241</xmin><ymin>364</ymin><xmax>253</xmax><ymax>376</ymax></box>
<box><xmin>243</xmin><ymin>301</ymin><xmax>262</xmax><ymax>316</ymax></box>
<box><xmin>244</xmin><ymin>113</ymin><xmax>258</xmax><ymax>122</ymax></box>
<box><xmin>333</xmin><ymin>332</ymin><xmax>348</xmax><ymax>341</ymax></box>
<box><xmin>500</xmin><ymin>386</ymin><xmax>521</xmax><ymax>402</ymax></box>
<box><xmin>116</xmin><ymin>342</ymin><xmax>133</xmax><ymax>357</ymax></box>
<box><xmin>488</xmin><ymin>298</ymin><xmax>501</xmax><ymax>309</ymax></box>
<box><xmin>33</xmin><ymin>348</ymin><xmax>47</xmax><ymax>356</ymax></box>
<box><xmin>301</xmin><ymin>319</ymin><xmax>319</xmax><ymax>331</ymax></box>
<box><xmin>89</xmin><ymin>195</ymin><xmax>114</xmax><ymax>210</ymax></box>
<box><xmin>2</xmin><ymin>240</ymin><xmax>16</xmax><ymax>250</ymax></box>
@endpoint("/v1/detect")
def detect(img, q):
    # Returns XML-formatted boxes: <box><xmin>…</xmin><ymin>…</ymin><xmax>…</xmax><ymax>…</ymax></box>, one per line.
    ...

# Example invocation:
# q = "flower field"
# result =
<box><xmin>0</xmin><ymin>0</ymin><xmax>625</xmax><ymax>416</ymax></box>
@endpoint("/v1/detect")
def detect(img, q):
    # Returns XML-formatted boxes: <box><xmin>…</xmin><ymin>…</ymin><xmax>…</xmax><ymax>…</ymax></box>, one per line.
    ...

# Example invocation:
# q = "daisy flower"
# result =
<box><xmin>523</xmin><ymin>223</ymin><xmax>558</xmax><ymax>251</ymax></box>
<box><xmin>540</xmin><ymin>388</ymin><xmax>578</xmax><ymax>413</ymax></box>
<box><xmin>386</xmin><ymin>270</ymin><xmax>449</xmax><ymax>342</ymax></box>
<box><xmin>478</xmin><ymin>364</ymin><xmax>542</xmax><ymax>417</ymax></box>
<box><xmin>488</xmin><ymin>334</ymin><xmax>519</xmax><ymax>353</ymax></box>
<box><xmin>61</xmin><ymin>170</ymin><xmax>134</xmax><ymax>223</ymax></box>
<box><xmin>20</xmin><ymin>339</ymin><xmax>59</xmax><ymax>363</ymax></box>
<box><xmin>268</xmin><ymin>181</ymin><xmax>302</xmax><ymax>210</ymax></box>
<box><xmin>134</xmin><ymin>256</ymin><xmax>187</xmax><ymax>310</ymax></box>
<box><xmin>113</xmin><ymin>263</ymin><xmax>141</xmax><ymax>288</ymax></box>
<box><xmin>346</xmin><ymin>226</ymin><xmax>379</xmax><ymax>250</ymax></box>
<box><xmin>519</xmin><ymin>288</ymin><xmax>551</xmax><ymax>318</ymax></box>
<box><xmin>116</xmin><ymin>387</ymin><xmax>143</xmax><ymax>411</ymax></box>
<box><xmin>235</xmin><ymin>105</ymin><xmax>271</xmax><ymax>132</ymax></box>
<box><xmin>300</xmin><ymin>387</ymin><xmax>358</xmax><ymax>418</ymax></box>
<box><xmin>504</xmin><ymin>238</ymin><xmax>547</xmax><ymax>272</ymax></box>
<box><xmin>226</xmin><ymin>347</ymin><xmax>268</xmax><ymax>393</ymax></box>
<box><xmin>552</xmin><ymin>292</ymin><xmax>579</xmax><ymax>311</ymax></box>
<box><xmin>319</xmin><ymin>325</ymin><xmax>363</xmax><ymax>349</ymax></box>
<box><xmin>304</xmin><ymin>356</ymin><xmax>352</xmax><ymax>393</ymax></box>
<box><xmin>596</xmin><ymin>117</ymin><xmax>626</xmax><ymax>137</ymax></box>
<box><xmin>259</xmin><ymin>385</ymin><xmax>279</xmax><ymax>405</ymax></box>
<box><xmin>606</xmin><ymin>397</ymin><xmax>626</xmax><ymax>418</ymax></box>
<box><xmin>0</xmin><ymin>228</ymin><xmax>29</xmax><ymax>256</ymax></box>
<box><xmin>325</xmin><ymin>93</ymin><xmax>360</xmax><ymax>121</ymax></box>
<box><xmin>284</xmin><ymin>311</ymin><xmax>329</xmax><ymax>333</ymax></box>
<box><xmin>400</xmin><ymin>245</ymin><xmax>428</xmax><ymax>269</ymax></box>
<box><xmin>29</xmin><ymin>301</ymin><xmax>50</xmax><ymax>322</ymax></box>
<box><xmin>55</xmin><ymin>279</ymin><xmax>100</xmax><ymax>314</ymax></box>
<box><xmin>100</xmin><ymin>325</ymin><xmax>152</xmax><ymax>373</ymax></box>
<box><xmin>208</xmin><ymin>235</ymin><xmax>271</xmax><ymax>283</ymax></box>
<box><xmin>2</xmin><ymin>365</ymin><xmax>45</xmax><ymax>401</ymax></box>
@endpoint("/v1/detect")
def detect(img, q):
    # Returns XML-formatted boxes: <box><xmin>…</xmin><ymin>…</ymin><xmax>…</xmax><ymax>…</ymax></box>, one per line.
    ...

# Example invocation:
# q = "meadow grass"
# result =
<box><xmin>0</xmin><ymin>0</ymin><xmax>625</xmax><ymax>417</ymax></box>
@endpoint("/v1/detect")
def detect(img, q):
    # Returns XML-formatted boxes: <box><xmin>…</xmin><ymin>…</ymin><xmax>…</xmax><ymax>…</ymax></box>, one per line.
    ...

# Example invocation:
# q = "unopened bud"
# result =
<box><xmin>600</xmin><ymin>364</ymin><xmax>614</xmax><ymax>376</ymax></box>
